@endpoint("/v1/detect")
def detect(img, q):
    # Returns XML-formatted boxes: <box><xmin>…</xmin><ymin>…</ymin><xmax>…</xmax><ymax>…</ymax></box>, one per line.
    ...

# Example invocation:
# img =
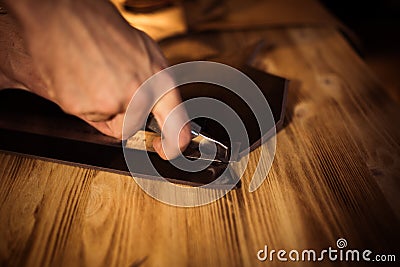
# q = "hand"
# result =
<box><xmin>1</xmin><ymin>0</ymin><xmax>191</xmax><ymax>159</ymax></box>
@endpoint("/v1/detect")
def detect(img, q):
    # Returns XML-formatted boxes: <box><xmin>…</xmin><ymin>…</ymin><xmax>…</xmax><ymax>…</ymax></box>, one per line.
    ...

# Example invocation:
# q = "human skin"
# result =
<box><xmin>1</xmin><ymin>0</ymin><xmax>191</xmax><ymax>159</ymax></box>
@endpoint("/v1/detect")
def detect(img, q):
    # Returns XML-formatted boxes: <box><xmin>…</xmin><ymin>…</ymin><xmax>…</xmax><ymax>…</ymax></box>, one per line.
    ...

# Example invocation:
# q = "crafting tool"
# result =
<box><xmin>144</xmin><ymin>114</ymin><xmax>240</xmax><ymax>163</ymax></box>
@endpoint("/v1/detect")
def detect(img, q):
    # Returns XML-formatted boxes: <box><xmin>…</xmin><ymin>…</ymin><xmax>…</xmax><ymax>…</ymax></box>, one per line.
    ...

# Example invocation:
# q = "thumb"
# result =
<box><xmin>151</xmin><ymin>89</ymin><xmax>191</xmax><ymax>160</ymax></box>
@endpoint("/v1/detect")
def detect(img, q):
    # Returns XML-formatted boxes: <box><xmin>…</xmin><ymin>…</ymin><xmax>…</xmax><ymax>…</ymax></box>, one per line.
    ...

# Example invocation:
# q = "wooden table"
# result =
<box><xmin>1</xmin><ymin>22</ymin><xmax>399</xmax><ymax>267</ymax></box>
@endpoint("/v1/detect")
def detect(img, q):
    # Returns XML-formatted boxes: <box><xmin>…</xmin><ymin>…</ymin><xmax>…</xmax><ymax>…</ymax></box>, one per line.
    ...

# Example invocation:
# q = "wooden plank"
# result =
<box><xmin>0</xmin><ymin>27</ymin><xmax>399</xmax><ymax>267</ymax></box>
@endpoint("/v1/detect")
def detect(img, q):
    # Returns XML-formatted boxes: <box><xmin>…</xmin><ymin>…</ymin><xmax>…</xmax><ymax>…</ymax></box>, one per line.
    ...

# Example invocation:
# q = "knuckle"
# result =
<box><xmin>58</xmin><ymin>98</ymin><xmax>82</xmax><ymax>115</ymax></box>
<box><xmin>59</xmin><ymin>96</ymin><xmax>124</xmax><ymax>122</ymax></box>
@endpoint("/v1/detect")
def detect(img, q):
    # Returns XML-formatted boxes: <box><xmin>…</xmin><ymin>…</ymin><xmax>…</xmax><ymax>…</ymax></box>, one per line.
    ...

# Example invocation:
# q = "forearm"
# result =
<box><xmin>3</xmin><ymin>0</ymin><xmax>117</xmax><ymax>32</ymax></box>
<box><xmin>4</xmin><ymin>0</ymin><xmax>61</xmax><ymax>23</ymax></box>
<box><xmin>3</xmin><ymin>0</ymin><xmax>89</xmax><ymax>15</ymax></box>
<box><xmin>0</xmin><ymin>9</ymin><xmax>44</xmax><ymax>91</ymax></box>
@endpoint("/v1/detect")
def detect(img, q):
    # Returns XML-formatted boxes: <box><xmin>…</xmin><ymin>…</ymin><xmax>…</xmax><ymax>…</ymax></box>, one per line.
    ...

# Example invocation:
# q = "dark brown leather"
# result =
<box><xmin>0</xmin><ymin>65</ymin><xmax>287</xmax><ymax>187</ymax></box>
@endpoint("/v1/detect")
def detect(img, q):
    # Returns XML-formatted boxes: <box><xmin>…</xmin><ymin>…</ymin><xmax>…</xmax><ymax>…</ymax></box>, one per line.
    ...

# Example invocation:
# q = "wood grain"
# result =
<box><xmin>1</xmin><ymin>26</ymin><xmax>399</xmax><ymax>267</ymax></box>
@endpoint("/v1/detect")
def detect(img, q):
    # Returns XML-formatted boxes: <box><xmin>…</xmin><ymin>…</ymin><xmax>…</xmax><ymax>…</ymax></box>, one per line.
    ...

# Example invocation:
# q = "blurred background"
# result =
<box><xmin>119</xmin><ymin>0</ymin><xmax>400</xmax><ymax>103</ymax></box>
<box><xmin>320</xmin><ymin>0</ymin><xmax>400</xmax><ymax>103</ymax></box>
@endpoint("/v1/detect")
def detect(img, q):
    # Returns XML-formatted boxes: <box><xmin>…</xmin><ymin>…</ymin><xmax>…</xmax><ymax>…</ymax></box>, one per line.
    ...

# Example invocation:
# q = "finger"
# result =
<box><xmin>81</xmin><ymin>112</ymin><xmax>116</xmax><ymax>122</ymax></box>
<box><xmin>79</xmin><ymin>80</ymin><xmax>143</xmax><ymax>140</ymax></box>
<box><xmin>151</xmin><ymin>89</ymin><xmax>191</xmax><ymax>160</ymax></box>
<box><xmin>82</xmin><ymin>112</ymin><xmax>133</xmax><ymax>140</ymax></box>
<box><xmin>82</xmin><ymin>118</ymin><xmax>115</xmax><ymax>137</ymax></box>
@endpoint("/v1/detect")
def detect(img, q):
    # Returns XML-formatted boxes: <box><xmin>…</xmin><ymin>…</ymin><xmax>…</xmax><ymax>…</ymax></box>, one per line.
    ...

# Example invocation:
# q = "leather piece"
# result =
<box><xmin>0</xmin><ymin>66</ymin><xmax>287</xmax><ymax>187</ymax></box>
